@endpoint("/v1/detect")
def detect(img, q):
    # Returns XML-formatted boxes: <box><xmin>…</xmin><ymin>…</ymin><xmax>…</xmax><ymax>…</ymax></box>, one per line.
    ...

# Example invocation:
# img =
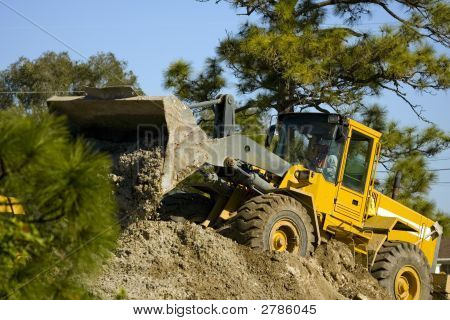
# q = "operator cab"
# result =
<box><xmin>270</xmin><ymin>113</ymin><xmax>348</xmax><ymax>183</ymax></box>
<box><xmin>268</xmin><ymin>112</ymin><xmax>382</xmax><ymax>224</ymax></box>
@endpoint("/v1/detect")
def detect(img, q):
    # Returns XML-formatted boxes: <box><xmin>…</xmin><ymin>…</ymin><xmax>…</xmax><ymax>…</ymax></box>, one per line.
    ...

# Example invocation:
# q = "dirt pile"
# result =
<box><xmin>87</xmin><ymin>220</ymin><xmax>389</xmax><ymax>300</ymax></box>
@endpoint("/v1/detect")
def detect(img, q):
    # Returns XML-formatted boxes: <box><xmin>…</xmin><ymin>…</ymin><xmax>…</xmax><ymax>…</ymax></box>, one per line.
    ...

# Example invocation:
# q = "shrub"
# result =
<box><xmin>0</xmin><ymin>109</ymin><xmax>118</xmax><ymax>299</ymax></box>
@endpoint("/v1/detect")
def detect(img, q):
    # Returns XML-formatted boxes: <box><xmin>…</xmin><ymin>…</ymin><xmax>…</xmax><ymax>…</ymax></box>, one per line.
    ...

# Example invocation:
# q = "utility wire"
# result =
<box><xmin>0</xmin><ymin>0</ymin><xmax>140</xmax><ymax>95</ymax></box>
<box><xmin>378</xmin><ymin>168</ymin><xmax>450</xmax><ymax>173</ymax></box>
<box><xmin>0</xmin><ymin>91</ymin><xmax>85</xmax><ymax>94</ymax></box>
<box><xmin>0</xmin><ymin>0</ymin><xmax>87</xmax><ymax>60</ymax></box>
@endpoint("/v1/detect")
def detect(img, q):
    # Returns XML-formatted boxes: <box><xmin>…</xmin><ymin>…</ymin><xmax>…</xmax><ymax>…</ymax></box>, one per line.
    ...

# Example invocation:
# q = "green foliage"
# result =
<box><xmin>0</xmin><ymin>219</ymin><xmax>45</xmax><ymax>293</ymax></box>
<box><xmin>164</xmin><ymin>58</ymin><xmax>225</xmax><ymax>135</ymax></box>
<box><xmin>214</xmin><ymin>0</ymin><xmax>449</xmax><ymax>116</ymax></box>
<box><xmin>235</xmin><ymin>109</ymin><xmax>267</xmax><ymax>144</ymax></box>
<box><xmin>0</xmin><ymin>51</ymin><xmax>140</xmax><ymax>110</ymax></box>
<box><xmin>164</xmin><ymin>58</ymin><xmax>267</xmax><ymax>140</ymax></box>
<box><xmin>210</xmin><ymin>1</ymin><xmax>449</xmax><ymax>46</ymax></box>
<box><xmin>361</xmin><ymin>104</ymin><xmax>450</xmax><ymax>166</ymax></box>
<box><xmin>434</xmin><ymin>211</ymin><xmax>450</xmax><ymax>236</ymax></box>
<box><xmin>164</xmin><ymin>58</ymin><xmax>226</xmax><ymax>103</ymax></box>
<box><xmin>0</xmin><ymin>109</ymin><xmax>118</xmax><ymax>299</ymax></box>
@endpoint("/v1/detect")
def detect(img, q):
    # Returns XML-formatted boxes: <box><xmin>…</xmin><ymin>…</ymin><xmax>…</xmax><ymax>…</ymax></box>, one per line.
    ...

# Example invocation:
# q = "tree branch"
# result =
<box><xmin>379</xmin><ymin>83</ymin><xmax>432</xmax><ymax>124</ymax></box>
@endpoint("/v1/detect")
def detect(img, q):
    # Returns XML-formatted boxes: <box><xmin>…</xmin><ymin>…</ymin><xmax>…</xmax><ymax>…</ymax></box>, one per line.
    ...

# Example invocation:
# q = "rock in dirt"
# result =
<box><xmin>86</xmin><ymin>220</ymin><xmax>390</xmax><ymax>300</ymax></box>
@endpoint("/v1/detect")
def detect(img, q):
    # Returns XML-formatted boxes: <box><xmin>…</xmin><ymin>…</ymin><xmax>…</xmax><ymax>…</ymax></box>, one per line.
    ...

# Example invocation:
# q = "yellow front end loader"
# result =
<box><xmin>48</xmin><ymin>87</ymin><xmax>442</xmax><ymax>300</ymax></box>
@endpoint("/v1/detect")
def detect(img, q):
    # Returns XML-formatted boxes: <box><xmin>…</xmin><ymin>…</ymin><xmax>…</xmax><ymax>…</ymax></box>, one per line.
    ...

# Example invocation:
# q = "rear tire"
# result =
<box><xmin>159</xmin><ymin>192</ymin><xmax>213</xmax><ymax>223</ymax></box>
<box><xmin>371</xmin><ymin>241</ymin><xmax>432</xmax><ymax>300</ymax></box>
<box><xmin>227</xmin><ymin>193</ymin><xmax>315</xmax><ymax>257</ymax></box>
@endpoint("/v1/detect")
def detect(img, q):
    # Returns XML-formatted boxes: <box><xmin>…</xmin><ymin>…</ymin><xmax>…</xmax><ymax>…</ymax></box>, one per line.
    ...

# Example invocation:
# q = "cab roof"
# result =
<box><xmin>278</xmin><ymin>112</ymin><xmax>382</xmax><ymax>139</ymax></box>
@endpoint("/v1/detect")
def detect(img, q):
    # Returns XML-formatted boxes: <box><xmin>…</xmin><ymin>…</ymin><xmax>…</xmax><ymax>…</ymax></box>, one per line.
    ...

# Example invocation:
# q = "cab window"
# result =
<box><xmin>342</xmin><ymin>131</ymin><xmax>372</xmax><ymax>193</ymax></box>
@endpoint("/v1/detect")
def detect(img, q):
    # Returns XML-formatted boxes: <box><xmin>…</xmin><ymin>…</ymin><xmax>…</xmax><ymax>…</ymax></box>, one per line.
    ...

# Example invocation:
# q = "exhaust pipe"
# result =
<box><xmin>392</xmin><ymin>171</ymin><xmax>402</xmax><ymax>200</ymax></box>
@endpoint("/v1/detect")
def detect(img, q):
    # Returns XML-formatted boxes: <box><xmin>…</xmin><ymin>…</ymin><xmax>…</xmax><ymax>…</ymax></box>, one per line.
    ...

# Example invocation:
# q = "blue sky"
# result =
<box><xmin>1</xmin><ymin>0</ymin><xmax>449</xmax><ymax>211</ymax></box>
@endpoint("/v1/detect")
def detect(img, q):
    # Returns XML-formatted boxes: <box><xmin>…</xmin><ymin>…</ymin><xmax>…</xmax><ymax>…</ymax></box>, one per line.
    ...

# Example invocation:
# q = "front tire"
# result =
<box><xmin>371</xmin><ymin>241</ymin><xmax>432</xmax><ymax>300</ymax></box>
<box><xmin>227</xmin><ymin>193</ymin><xmax>315</xmax><ymax>256</ymax></box>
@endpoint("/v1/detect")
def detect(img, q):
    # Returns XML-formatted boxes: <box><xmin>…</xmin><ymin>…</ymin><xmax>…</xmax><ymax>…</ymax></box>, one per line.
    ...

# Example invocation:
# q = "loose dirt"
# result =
<box><xmin>113</xmin><ymin>147</ymin><xmax>164</xmax><ymax>223</ymax></box>
<box><xmin>91</xmin><ymin>141</ymin><xmax>165</xmax><ymax>225</ymax></box>
<box><xmin>87</xmin><ymin>220</ymin><xmax>389</xmax><ymax>300</ymax></box>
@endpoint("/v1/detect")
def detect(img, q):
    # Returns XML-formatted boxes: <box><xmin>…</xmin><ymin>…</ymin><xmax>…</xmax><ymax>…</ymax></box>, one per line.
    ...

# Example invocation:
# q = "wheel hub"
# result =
<box><xmin>273</xmin><ymin>230</ymin><xmax>288</xmax><ymax>251</ymax></box>
<box><xmin>395</xmin><ymin>266</ymin><xmax>421</xmax><ymax>300</ymax></box>
<box><xmin>269</xmin><ymin>219</ymin><xmax>300</xmax><ymax>253</ymax></box>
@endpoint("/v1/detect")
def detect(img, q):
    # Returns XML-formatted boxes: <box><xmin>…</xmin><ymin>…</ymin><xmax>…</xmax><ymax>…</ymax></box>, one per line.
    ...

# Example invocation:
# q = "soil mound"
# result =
<box><xmin>87</xmin><ymin>220</ymin><xmax>389</xmax><ymax>300</ymax></box>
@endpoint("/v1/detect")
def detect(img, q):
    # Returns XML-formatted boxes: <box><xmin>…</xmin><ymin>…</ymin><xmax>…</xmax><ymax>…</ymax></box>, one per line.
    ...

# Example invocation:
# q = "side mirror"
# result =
<box><xmin>265</xmin><ymin>124</ymin><xmax>276</xmax><ymax>148</ymax></box>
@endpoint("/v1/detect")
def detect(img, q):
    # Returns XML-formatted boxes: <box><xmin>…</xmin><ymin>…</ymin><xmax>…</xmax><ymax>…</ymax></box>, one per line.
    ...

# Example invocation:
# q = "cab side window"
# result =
<box><xmin>342</xmin><ymin>131</ymin><xmax>372</xmax><ymax>193</ymax></box>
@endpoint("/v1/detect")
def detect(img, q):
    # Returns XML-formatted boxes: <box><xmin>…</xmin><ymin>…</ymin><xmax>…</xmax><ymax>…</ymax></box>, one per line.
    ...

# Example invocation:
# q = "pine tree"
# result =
<box><xmin>0</xmin><ymin>51</ymin><xmax>143</xmax><ymax>298</ymax></box>
<box><xmin>211</xmin><ymin>0</ymin><xmax>449</xmax><ymax>116</ymax></box>
<box><xmin>0</xmin><ymin>109</ymin><xmax>118</xmax><ymax>299</ymax></box>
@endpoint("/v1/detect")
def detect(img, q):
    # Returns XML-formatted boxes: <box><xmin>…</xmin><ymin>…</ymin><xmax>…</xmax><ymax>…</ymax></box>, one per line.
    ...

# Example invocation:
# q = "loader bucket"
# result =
<box><xmin>48</xmin><ymin>89</ymin><xmax>212</xmax><ymax>194</ymax></box>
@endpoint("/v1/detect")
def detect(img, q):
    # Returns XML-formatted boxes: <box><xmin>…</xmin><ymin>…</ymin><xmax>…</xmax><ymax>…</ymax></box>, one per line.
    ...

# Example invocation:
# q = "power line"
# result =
<box><xmin>378</xmin><ymin>168</ymin><xmax>450</xmax><ymax>173</ymax></box>
<box><xmin>0</xmin><ymin>91</ymin><xmax>84</xmax><ymax>94</ymax></box>
<box><xmin>0</xmin><ymin>0</ymin><xmax>139</xmax><ymax>96</ymax></box>
<box><xmin>0</xmin><ymin>0</ymin><xmax>87</xmax><ymax>60</ymax></box>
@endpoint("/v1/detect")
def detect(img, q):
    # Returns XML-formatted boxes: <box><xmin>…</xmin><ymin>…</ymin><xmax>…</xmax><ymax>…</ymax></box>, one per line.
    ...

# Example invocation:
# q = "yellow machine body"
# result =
<box><xmin>276</xmin><ymin>118</ymin><xmax>439</xmax><ymax>267</ymax></box>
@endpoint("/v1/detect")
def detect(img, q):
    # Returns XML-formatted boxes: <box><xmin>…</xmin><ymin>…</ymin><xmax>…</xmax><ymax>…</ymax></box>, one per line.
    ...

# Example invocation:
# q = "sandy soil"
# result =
<box><xmin>87</xmin><ymin>220</ymin><xmax>389</xmax><ymax>300</ymax></box>
<box><xmin>112</xmin><ymin>147</ymin><xmax>164</xmax><ymax>223</ymax></box>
